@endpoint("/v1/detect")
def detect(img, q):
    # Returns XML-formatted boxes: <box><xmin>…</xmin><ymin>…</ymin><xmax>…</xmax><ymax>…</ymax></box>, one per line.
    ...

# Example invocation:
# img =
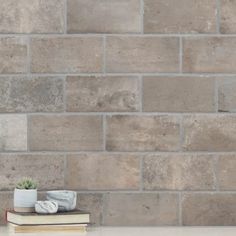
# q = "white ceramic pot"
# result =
<box><xmin>14</xmin><ymin>188</ymin><xmax>37</xmax><ymax>213</ymax></box>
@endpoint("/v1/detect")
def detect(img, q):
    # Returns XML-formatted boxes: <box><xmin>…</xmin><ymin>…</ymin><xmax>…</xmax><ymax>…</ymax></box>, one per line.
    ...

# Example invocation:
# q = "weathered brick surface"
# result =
<box><xmin>144</xmin><ymin>0</ymin><xmax>217</xmax><ymax>33</ymax></box>
<box><xmin>143</xmin><ymin>154</ymin><xmax>216</xmax><ymax>190</ymax></box>
<box><xmin>66</xmin><ymin>154</ymin><xmax>140</xmax><ymax>190</ymax></box>
<box><xmin>183</xmin><ymin>37</ymin><xmax>236</xmax><ymax>73</ymax></box>
<box><xmin>0</xmin><ymin>0</ymin><xmax>236</xmax><ymax>227</ymax></box>
<box><xmin>0</xmin><ymin>154</ymin><xmax>65</xmax><ymax>190</ymax></box>
<box><xmin>182</xmin><ymin>194</ymin><xmax>236</xmax><ymax>226</ymax></box>
<box><xmin>103</xmin><ymin>193</ymin><xmax>179</xmax><ymax>226</ymax></box>
<box><xmin>0</xmin><ymin>37</ymin><xmax>27</xmax><ymax>74</ymax></box>
<box><xmin>218</xmin><ymin>78</ymin><xmax>236</xmax><ymax>112</ymax></box>
<box><xmin>221</xmin><ymin>0</ymin><xmax>236</xmax><ymax>33</ymax></box>
<box><xmin>0</xmin><ymin>192</ymin><xmax>13</xmax><ymax>225</ymax></box>
<box><xmin>31</xmin><ymin>37</ymin><xmax>103</xmax><ymax>73</ymax></box>
<box><xmin>77</xmin><ymin>193</ymin><xmax>103</xmax><ymax>226</ymax></box>
<box><xmin>218</xmin><ymin>155</ymin><xmax>236</xmax><ymax>190</ymax></box>
<box><xmin>0</xmin><ymin>0</ymin><xmax>65</xmax><ymax>33</ymax></box>
<box><xmin>66</xmin><ymin>76</ymin><xmax>140</xmax><ymax>112</ymax></box>
<box><xmin>106</xmin><ymin>115</ymin><xmax>180</xmax><ymax>151</ymax></box>
<box><xmin>143</xmin><ymin>76</ymin><xmax>215</xmax><ymax>112</ymax></box>
<box><xmin>106</xmin><ymin>37</ymin><xmax>179</xmax><ymax>73</ymax></box>
<box><xmin>0</xmin><ymin>115</ymin><xmax>27</xmax><ymax>151</ymax></box>
<box><xmin>29</xmin><ymin>115</ymin><xmax>103</xmax><ymax>151</ymax></box>
<box><xmin>0</xmin><ymin>77</ymin><xmax>64</xmax><ymax>112</ymax></box>
<box><xmin>67</xmin><ymin>0</ymin><xmax>141</xmax><ymax>33</ymax></box>
<box><xmin>183</xmin><ymin>115</ymin><xmax>236</xmax><ymax>151</ymax></box>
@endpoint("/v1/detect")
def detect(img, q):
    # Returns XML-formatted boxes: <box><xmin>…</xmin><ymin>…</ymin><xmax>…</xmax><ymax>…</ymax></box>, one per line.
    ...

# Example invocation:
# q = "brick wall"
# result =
<box><xmin>0</xmin><ymin>0</ymin><xmax>236</xmax><ymax>226</ymax></box>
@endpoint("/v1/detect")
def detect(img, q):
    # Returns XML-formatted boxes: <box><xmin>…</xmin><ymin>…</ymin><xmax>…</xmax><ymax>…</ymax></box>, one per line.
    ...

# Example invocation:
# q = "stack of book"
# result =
<box><xmin>6</xmin><ymin>210</ymin><xmax>90</xmax><ymax>233</ymax></box>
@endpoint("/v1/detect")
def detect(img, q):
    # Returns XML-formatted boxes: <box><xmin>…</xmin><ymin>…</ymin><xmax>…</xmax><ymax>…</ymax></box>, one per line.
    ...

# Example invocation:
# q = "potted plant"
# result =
<box><xmin>14</xmin><ymin>178</ymin><xmax>37</xmax><ymax>213</ymax></box>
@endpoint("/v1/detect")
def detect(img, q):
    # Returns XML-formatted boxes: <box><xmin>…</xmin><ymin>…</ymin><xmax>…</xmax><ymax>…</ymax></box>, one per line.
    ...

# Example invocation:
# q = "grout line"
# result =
<box><xmin>64</xmin><ymin>0</ymin><xmax>67</xmax><ymax>34</ymax></box>
<box><xmin>64</xmin><ymin>154</ymin><xmax>67</xmax><ymax>189</ymax></box>
<box><xmin>27</xmin><ymin>115</ymin><xmax>30</xmax><ymax>152</ymax></box>
<box><xmin>140</xmin><ymin>0</ymin><xmax>144</xmax><ymax>33</ymax></box>
<box><xmin>216</xmin><ymin>0</ymin><xmax>221</xmax><ymax>34</ymax></box>
<box><xmin>103</xmin><ymin>115</ymin><xmax>106</xmax><ymax>151</ymax></box>
<box><xmin>101</xmin><ymin>193</ymin><xmax>107</xmax><ymax>226</ymax></box>
<box><xmin>63</xmin><ymin>76</ymin><xmax>67</xmax><ymax>112</ymax></box>
<box><xmin>103</xmin><ymin>35</ymin><xmax>106</xmax><ymax>74</ymax></box>
<box><xmin>1</xmin><ymin>73</ymin><xmax>236</xmax><ymax>77</ymax></box>
<box><xmin>179</xmin><ymin>37</ymin><xmax>183</xmax><ymax>73</ymax></box>
<box><xmin>179</xmin><ymin>115</ymin><xmax>184</xmax><ymax>152</ymax></box>
<box><xmin>2</xmin><ymin>189</ymin><xmax>236</xmax><ymax>194</ymax></box>
<box><xmin>214</xmin><ymin>154</ymin><xmax>220</xmax><ymax>191</ymax></box>
<box><xmin>26</xmin><ymin>115</ymin><xmax>29</xmax><ymax>152</ymax></box>
<box><xmin>139</xmin><ymin>75</ymin><xmax>143</xmax><ymax>112</ymax></box>
<box><xmin>2</xmin><ymin>151</ymin><xmax>236</xmax><ymax>155</ymax></box>
<box><xmin>4</xmin><ymin>33</ymin><xmax>236</xmax><ymax>37</ymax></box>
<box><xmin>2</xmin><ymin>111</ymin><xmax>236</xmax><ymax>115</ymax></box>
<box><xmin>178</xmin><ymin>192</ymin><xmax>182</xmax><ymax>226</ymax></box>
<box><xmin>27</xmin><ymin>36</ymin><xmax>31</xmax><ymax>74</ymax></box>
<box><xmin>139</xmin><ymin>155</ymin><xmax>144</xmax><ymax>191</ymax></box>
<box><xmin>215</xmin><ymin>78</ymin><xmax>219</xmax><ymax>112</ymax></box>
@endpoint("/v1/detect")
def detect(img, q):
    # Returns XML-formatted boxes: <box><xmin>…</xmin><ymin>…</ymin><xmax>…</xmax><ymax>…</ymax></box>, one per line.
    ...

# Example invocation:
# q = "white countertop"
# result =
<box><xmin>1</xmin><ymin>226</ymin><xmax>236</xmax><ymax>236</ymax></box>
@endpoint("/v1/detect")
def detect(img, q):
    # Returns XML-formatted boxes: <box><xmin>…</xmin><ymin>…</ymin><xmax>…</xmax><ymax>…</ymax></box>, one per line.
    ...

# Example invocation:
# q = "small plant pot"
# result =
<box><xmin>14</xmin><ymin>188</ymin><xmax>37</xmax><ymax>213</ymax></box>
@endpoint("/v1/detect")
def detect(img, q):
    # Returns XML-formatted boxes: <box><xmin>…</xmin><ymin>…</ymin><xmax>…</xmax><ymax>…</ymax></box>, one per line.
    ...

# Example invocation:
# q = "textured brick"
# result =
<box><xmin>0</xmin><ymin>115</ymin><xmax>27</xmax><ymax>151</ymax></box>
<box><xmin>218</xmin><ymin>155</ymin><xmax>236</xmax><ymax>190</ymax></box>
<box><xmin>183</xmin><ymin>37</ymin><xmax>236</xmax><ymax>73</ymax></box>
<box><xmin>0</xmin><ymin>154</ymin><xmax>64</xmax><ymax>190</ymax></box>
<box><xmin>31</xmin><ymin>37</ymin><xmax>103</xmax><ymax>73</ymax></box>
<box><xmin>218</xmin><ymin>78</ymin><xmax>236</xmax><ymax>112</ymax></box>
<box><xmin>106</xmin><ymin>37</ymin><xmax>179</xmax><ymax>73</ymax></box>
<box><xmin>182</xmin><ymin>194</ymin><xmax>236</xmax><ymax>226</ymax></box>
<box><xmin>0</xmin><ymin>37</ymin><xmax>27</xmax><ymax>74</ymax></box>
<box><xmin>106</xmin><ymin>115</ymin><xmax>180</xmax><ymax>151</ymax></box>
<box><xmin>77</xmin><ymin>194</ymin><xmax>103</xmax><ymax>225</ymax></box>
<box><xmin>144</xmin><ymin>0</ymin><xmax>217</xmax><ymax>33</ymax></box>
<box><xmin>0</xmin><ymin>0</ymin><xmax>65</xmax><ymax>33</ymax></box>
<box><xmin>66</xmin><ymin>76</ymin><xmax>140</xmax><ymax>112</ymax></box>
<box><xmin>221</xmin><ymin>0</ymin><xmax>236</xmax><ymax>33</ymax></box>
<box><xmin>29</xmin><ymin>115</ymin><xmax>103</xmax><ymax>151</ymax></box>
<box><xmin>0</xmin><ymin>192</ymin><xmax>13</xmax><ymax>225</ymax></box>
<box><xmin>143</xmin><ymin>154</ymin><xmax>216</xmax><ymax>190</ymax></box>
<box><xmin>143</xmin><ymin>76</ymin><xmax>215</xmax><ymax>112</ymax></box>
<box><xmin>103</xmin><ymin>193</ymin><xmax>179</xmax><ymax>226</ymax></box>
<box><xmin>0</xmin><ymin>77</ymin><xmax>64</xmax><ymax>112</ymax></box>
<box><xmin>183</xmin><ymin>115</ymin><xmax>236</xmax><ymax>151</ymax></box>
<box><xmin>67</xmin><ymin>0</ymin><xmax>141</xmax><ymax>33</ymax></box>
<box><xmin>66</xmin><ymin>154</ymin><xmax>140</xmax><ymax>190</ymax></box>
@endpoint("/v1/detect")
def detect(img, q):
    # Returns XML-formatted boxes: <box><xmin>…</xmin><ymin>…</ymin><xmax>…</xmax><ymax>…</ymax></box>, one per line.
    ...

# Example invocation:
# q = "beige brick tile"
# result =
<box><xmin>183</xmin><ymin>37</ymin><xmax>236</xmax><ymax>73</ymax></box>
<box><xmin>218</xmin><ymin>78</ymin><xmax>236</xmax><ymax>112</ymax></box>
<box><xmin>143</xmin><ymin>154</ymin><xmax>216</xmax><ymax>190</ymax></box>
<box><xmin>29</xmin><ymin>115</ymin><xmax>103</xmax><ymax>151</ymax></box>
<box><xmin>67</xmin><ymin>0</ymin><xmax>141</xmax><ymax>33</ymax></box>
<box><xmin>182</xmin><ymin>193</ymin><xmax>236</xmax><ymax>226</ymax></box>
<box><xmin>143</xmin><ymin>76</ymin><xmax>215</xmax><ymax>112</ymax></box>
<box><xmin>103</xmin><ymin>193</ymin><xmax>179</xmax><ymax>226</ymax></box>
<box><xmin>218</xmin><ymin>154</ymin><xmax>236</xmax><ymax>190</ymax></box>
<box><xmin>66</xmin><ymin>76</ymin><xmax>140</xmax><ymax>112</ymax></box>
<box><xmin>0</xmin><ymin>154</ymin><xmax>65</xmax><ymax>190</ymax></box>
<box><xmin>66</xmin><ymin>154</ymin><xmax>140</xmax><ymax>190</ymax></box>
<box><xmin>106</xmin><ymin>36</ymin><xmax>179</xmax><ymax>73</ymax></box>
<box><xmin>0</xmin><ymin>0</ymin><xmax>65</xmax><ymax>33</ymax></box>
<box><xmin>0</xmin><ymin>77</ymin><xmax>64</xmax><ymax>112</ymax></box>
<box><xmin>0</xmin><ymin>192</ymin><xmax>13</xmax><ymax>225</ymax></box>
<box><xmin>0</xmin><ymin>37</ymin><xmax>27</xmax><ymax>74</ymax></box>
<box><xmin>144</xmin><ymin>0</ymin><xmax>217</xmax><ymax>33</ymax></box>
<box><xmin>0</xmin><ymin>115</ymin><xmax>27</xmax><ymax>151</ymax></box>
<box><xmin>183</xmin><ymin>115</ymin><xmax>236</xmax><ymax>151</ymax></box>
<box><xmin>106</xmin><ymin>115</ymin><xmax>180</xmax><ymax>151</ymax></box>
<box><xmin>221</xmin><ymin>0</ymin><xmax>236</xmax><ymax>33</ymax></box>
<box><xmin>77</xmin><ymin>193</ymin><xmax>103</xmax><ymax>226</ymax></box>
<box><xmin>31</xmin><ymin>37</ymin><xmax>103</xmax><ymax>73</ymax></box>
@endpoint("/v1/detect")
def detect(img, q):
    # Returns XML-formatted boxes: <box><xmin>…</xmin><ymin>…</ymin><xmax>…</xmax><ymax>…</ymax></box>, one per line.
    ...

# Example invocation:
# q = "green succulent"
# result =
<box><xmin>16</xmin><ymin>178</ymin><xmax>37</xmax><ymax>190</ymax></box>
